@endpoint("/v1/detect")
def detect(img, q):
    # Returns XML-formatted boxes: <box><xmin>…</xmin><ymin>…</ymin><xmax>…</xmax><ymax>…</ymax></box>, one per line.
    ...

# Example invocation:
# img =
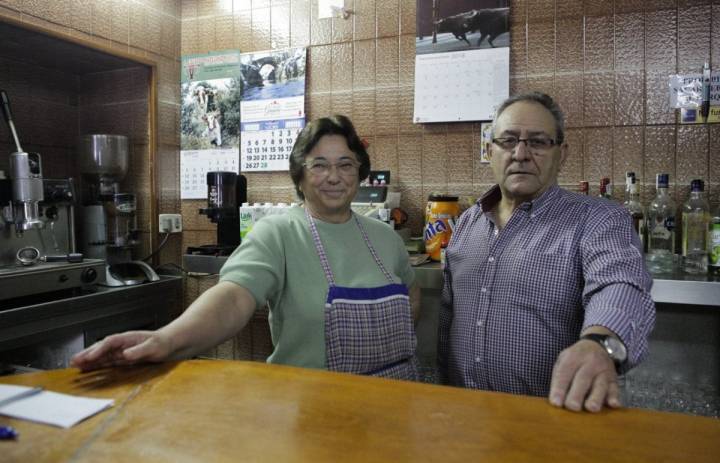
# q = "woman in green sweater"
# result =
<box><xmin>72</xmin><ymin>115</ymin><xmax>420</xmax><ymax>380</ymax></box>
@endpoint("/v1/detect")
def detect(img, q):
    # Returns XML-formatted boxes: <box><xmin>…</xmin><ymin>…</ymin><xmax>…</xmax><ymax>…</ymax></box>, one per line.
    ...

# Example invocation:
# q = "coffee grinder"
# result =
<box><xmin>187</xmin><ymin>171</ymin><xmax>247</xmax><ymax>256</ymax></box>
<box><xmin>79</xmin><ymin>134</ymin><xmax>158</xmax><ymax>286</ymax></box>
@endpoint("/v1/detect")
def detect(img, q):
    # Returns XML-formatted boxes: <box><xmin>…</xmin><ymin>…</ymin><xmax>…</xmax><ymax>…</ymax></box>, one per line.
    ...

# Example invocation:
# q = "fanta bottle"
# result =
<box><xmin>424</xmin><ymin>195</ymin><xmax>460</xmax><ymax>261</ymax></box>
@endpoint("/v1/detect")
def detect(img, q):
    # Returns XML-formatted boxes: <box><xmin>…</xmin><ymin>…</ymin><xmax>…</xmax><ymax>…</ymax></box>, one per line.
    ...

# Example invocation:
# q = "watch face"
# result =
<box><xmin>604</xmin><ymin>337</ymin><xmax>628</xmax><ymax>363</ymax></box>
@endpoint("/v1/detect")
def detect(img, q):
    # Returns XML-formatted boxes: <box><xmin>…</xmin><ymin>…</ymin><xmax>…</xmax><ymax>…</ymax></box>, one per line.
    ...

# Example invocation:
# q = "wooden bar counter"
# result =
<box><xmin>1</xmin><ymin>359</ymin><xmax>719</xmax><ymax>462</ymax></box>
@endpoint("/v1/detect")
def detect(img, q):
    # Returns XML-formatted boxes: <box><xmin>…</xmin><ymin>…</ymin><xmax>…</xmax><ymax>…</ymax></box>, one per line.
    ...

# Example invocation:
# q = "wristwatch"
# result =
<box><xmin>580</xmin><ymin>334</ymin><xmax>628</xmax><ymax>369</ymax></box>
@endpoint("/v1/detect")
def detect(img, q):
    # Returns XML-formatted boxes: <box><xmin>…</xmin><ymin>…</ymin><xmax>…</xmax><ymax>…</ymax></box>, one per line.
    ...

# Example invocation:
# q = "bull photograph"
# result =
<box><xmin>416</xmin><ymin>0</ymin><xmax>509</xmax><ymax>54</ymax></box>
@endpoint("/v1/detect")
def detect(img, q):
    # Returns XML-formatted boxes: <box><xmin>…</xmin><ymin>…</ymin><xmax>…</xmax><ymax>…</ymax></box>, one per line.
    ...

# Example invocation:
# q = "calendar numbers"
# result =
<box><xmin>181</xmin><ymin>149</ymin><xmax>239</xmax><ymax>199</ymax></box>
<box><xmin>240</xmin><ymin>119</ymin><xmax>304</xmax><ymax>172</ymax></box>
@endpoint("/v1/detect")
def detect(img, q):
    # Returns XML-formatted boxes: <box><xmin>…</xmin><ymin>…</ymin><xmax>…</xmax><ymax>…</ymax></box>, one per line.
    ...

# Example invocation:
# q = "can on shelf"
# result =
<box><xmin>424</xmin><ymin>195</ymin><xmax>460</xmax><ymax>262</ymax></box>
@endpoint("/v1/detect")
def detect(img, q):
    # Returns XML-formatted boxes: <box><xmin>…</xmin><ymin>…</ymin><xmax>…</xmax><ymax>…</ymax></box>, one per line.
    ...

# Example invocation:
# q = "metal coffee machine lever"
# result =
<box><xmin>1</xmin><ymin>90</ymin><xmax>43</xmax><ymax>234</ymax></box>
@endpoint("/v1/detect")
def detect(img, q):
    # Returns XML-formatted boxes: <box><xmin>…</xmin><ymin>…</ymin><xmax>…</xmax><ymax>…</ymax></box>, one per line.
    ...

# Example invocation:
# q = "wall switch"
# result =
<box><xmin>159</xmin><ymin>214</ymin><xmax>183</xmax><ymax>233</ymax></box>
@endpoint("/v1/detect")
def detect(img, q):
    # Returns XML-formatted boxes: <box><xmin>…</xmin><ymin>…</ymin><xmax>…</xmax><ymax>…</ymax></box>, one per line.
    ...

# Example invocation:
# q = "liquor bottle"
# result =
<box><xmin>623</xmin><ymin>175</ymin><xmax>645</xmax><ymax>249</ymax></box>
<box><xmin>579</xmin><ymin>181</ymin><xmax>589</xmax><ymax>195</ymax></box>
<box><xmin>646</xmin><ymin>174</ymin><xmax>676</xmax><ymax>274</ymax></box>
<box><xmin>624</xmin><ymin>172</ymin><xmax>636</xmax><ymax>203</ymax></box>
<box><xmin>599</xmin><ymin>177</ymin><xmax>612</xmax><ymax>199</ymax></box>
<box><xmin>681</xmin><ymin>179</ymin><xmax>710</xmax><ymax>274</ymax></box>
<box><xmin>709</xmin><ymin>203</ymin><xmax>720</xmax><ymax>276</ymax></box>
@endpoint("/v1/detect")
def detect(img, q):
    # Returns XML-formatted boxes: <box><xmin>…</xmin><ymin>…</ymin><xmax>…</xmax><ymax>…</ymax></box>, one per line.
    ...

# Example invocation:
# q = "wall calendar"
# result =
<box><xmin>181</xmin><ymin>149</ymin><xmax>239</xmax><ymax>199</ymax></box>
<box><xmin>239</xmin><ymin>47</ymin><xmax>307</xmax><ymax>172</ymax></box>
<box><xmin>414</xmin><ymin>1</ymin><xmax>510</xmax><ymax>123</ymax></box>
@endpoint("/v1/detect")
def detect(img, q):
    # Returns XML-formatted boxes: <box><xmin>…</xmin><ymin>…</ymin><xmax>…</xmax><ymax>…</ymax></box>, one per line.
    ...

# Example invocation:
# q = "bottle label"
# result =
<box><xmin>710</xmin><ymin>224</ymin><xmax>720</xmax><ymax>267</ymax></box>
<box><xmin>664</xmin><ymin>217</ymin><xmax>675</xmax><ymax>231</ymax></box>
<box><xmin>651</xmin><ymin>221</ymin><xmax>671</xmax><ymax>240</ymax></box>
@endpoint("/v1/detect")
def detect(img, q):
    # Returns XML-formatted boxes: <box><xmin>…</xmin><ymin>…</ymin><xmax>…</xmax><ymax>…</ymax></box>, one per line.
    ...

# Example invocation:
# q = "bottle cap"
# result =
<box><xmin>656</xmin><ymin>173</ymin><xmax>669</xmax><ymax>188</ymax></box>
<box><xmin>428</xmin><ymin>194</ymin><xmax>459</xmax><ymax>202</ymax></box>
<box><xmin>625</xmin><ymin>172</ymin><xmax>636</xmax><ymax>186</ymax></box>
<box><xmin>690</xmin><ymin>179</ymin><xmax>704</xmax><ymax>192</ymax></box>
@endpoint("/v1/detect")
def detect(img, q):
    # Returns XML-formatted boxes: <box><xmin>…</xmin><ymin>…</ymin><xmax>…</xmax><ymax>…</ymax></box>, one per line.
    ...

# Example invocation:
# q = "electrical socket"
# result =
<box><xmin>159</xmin><ymin>214</ymin><xmax>182</xmax><ymax>233</ymax></box>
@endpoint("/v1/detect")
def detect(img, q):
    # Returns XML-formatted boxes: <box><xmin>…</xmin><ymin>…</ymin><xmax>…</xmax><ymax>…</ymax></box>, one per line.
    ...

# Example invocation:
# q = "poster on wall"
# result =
<box><xmin>180</xmin><ymin>50</ymin><xmax>242</xmax><ymax>199</ymax></box>
<box><xmin>668</xmin><ymin>71</ymin><xmax>720</xmax><ymax>124</ymax></box>
<box><xmin>414</xmin><ymin>0</ymin><xmax>509</xmax><ymax>123</ymax></box>
<box><xmin>240</xmin><ymin>47</ymin><xmax>307</xmax><ymax>172</ymax></box>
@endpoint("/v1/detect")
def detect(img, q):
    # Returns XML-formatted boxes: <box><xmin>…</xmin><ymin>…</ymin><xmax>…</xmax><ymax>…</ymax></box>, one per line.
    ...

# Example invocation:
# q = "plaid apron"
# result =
<box><xmin>305</xmin><ymin>209</ymin><xmax>419</xmax><ymax>381</ymax></box>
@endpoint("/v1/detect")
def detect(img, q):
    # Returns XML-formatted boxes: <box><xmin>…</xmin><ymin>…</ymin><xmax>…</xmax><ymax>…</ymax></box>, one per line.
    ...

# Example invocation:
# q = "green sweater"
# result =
<box><xmin>219</xmin><ymin>206</ymin><xmax>415</xmax><ymax>369</ymax></box>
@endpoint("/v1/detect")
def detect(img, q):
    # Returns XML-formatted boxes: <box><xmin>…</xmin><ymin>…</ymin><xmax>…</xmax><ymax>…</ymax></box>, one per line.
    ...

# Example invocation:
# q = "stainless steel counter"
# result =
<box><xmin>183</xmin><ymin>254</ymin><xmax>720</xmax><ymax>307</ymax></box>
<box><xmin>0</xmin><ymin>275</ymin><xmax>184</xmax><ymax>353</ymax></box>
<box><xmin>414</xmin><ymin>262</ymin><xmax>720</xmax><ymax>307</ymax></box>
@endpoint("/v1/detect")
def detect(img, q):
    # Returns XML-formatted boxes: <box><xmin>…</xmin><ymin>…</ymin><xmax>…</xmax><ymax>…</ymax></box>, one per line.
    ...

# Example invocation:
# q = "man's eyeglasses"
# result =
<box><xmin>303</xmin><ymin>159</ymin><xmax>360</xmax><ymax>177</ymax></box>
<box><xmin>492</xmin><ymin>136</ymin><xmax>557</xmax><ymax>152</ymax></box>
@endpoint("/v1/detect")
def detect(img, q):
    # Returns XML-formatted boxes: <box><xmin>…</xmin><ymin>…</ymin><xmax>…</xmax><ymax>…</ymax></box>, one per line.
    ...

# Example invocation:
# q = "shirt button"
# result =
<box><xmin>493</xmin><ymin>229</ymin><xmax>499</xmax><ymax>237</ymax></box>
<box><xmin>488</xmin><ymin>256</ymin><xmax>495</xmax><ymax>263</ymax></box>
<box><xmin>476</xmin><ymin>320</ymin><xmax>483</xmax><ymax>327</ymax></box>
<box><xmin>480</xmin><ymin>287</ymin><xmax>487</xmax><ymax>293</ymax></box>
<box><xmin>475</xmin><ymin>356</ymin><xmax>481</xmax><ymax>363</ymax></box>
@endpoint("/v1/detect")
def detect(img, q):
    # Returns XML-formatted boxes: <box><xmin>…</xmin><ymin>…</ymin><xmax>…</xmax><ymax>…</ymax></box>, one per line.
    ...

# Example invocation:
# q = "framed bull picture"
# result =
<box><xmin>414</xmin><ymin>0</ymin><xmax>509</xmax><ymax>123</ymax></box>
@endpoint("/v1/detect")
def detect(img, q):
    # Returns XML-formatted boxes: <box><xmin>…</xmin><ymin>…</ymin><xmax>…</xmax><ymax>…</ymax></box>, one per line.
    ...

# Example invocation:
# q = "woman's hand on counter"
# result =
<box><xmin>70</xmin><ymin>331</ymin><xmax>173</xmax><ymax>372</ymax></box>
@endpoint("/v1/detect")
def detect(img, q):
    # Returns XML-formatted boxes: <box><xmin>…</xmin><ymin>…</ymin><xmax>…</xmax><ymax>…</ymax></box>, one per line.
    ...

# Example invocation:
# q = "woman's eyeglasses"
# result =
<box><xmin>303</xmin><ymin>159</ymin><xmax>360</xmax><ymax>177</ymax></box>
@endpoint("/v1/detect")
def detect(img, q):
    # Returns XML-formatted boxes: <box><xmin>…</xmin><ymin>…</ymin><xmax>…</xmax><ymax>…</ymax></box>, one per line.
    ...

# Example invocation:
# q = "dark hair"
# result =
<box><xmin>492</xmin><ymin>92</ymin><xmax>565</xmax><ymax>145</ymax></box>
<box><xmin>289</xmin><ymin>114</ymin><xmax>370</xmax><ymax>200</ymax></box>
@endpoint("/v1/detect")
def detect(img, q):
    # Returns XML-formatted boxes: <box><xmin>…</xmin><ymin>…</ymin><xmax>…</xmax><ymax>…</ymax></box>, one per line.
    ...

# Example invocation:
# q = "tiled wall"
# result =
<box><xmin>0</xmin><ymin>57</ymin><xmax>78</xmax><ymax>179</ymax></box>
<box><xmin>180</xmin><ymin>0</ymin><xmax>719</xmax><ymax>242</ymax></box>
<box><xmin>0</xmin><ymin>0</ymin><xmax>182</xmax><ymax>264</ymax></box>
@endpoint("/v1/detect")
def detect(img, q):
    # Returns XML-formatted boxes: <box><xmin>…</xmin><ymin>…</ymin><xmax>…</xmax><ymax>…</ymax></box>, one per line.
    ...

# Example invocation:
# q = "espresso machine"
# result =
<box><xmin>1</xmin><ymin>90</ymin><xmax>105</xmax><ymax>308</ymax></box>
<box><xmin>79</xmin><ymin>134</ymin><xmax>158</xmax><ymax>286</ymax></box>
<box><xmin>187</xmin><ymin>171</ymin><xmax>247</xmax><ymax>256</ymax></box>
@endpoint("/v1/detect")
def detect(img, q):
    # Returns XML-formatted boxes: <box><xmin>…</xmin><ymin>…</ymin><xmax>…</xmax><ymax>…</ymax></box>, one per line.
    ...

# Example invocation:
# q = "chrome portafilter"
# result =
<box><xmin>16</xmin><ymin>246</ymin><xmax>40</xmax><ymax>266</ymax></box>
<box><xmin>15</xmin><ymin>246</ymin><xmax>84</xmax><ymax>266</ymax></box>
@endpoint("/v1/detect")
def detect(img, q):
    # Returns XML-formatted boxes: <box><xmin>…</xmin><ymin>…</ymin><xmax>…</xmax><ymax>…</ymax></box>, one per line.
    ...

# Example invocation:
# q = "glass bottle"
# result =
<box><xmin>599</xmin><ymin>177</ymin><xmax>612</xmax><ymax>200</ymax></box>
<box><xmin>681</xmin><ymin>179</ymin><xmax>710</xmax><ymax>275</ymax></box>
<box><xmin>709</xmin><ymin>203</ymin><xmax>720</xmax><ymax>277</ymax></box>
<box><xmin>623</xmin><ymin>171</ymin><xmax>636</xmax><ymax>204</ymax></box>
<box><xmin>623</xmin><ymin>176</ymin><xmax>645</xmax><ymax>250</ymax></box>
<box><xmin>646</xmin><ymin>174</ymin><xmax>676</xmax><ymax>275</ymax></box>
<box><xmin>579</xmin><ymin>181</ymin><xmax>589</xmax><ymax>195</ymax></box>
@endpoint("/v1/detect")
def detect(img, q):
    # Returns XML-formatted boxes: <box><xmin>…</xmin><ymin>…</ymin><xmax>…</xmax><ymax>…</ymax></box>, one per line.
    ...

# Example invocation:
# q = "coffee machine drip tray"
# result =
<box><xmin>187</xmin><ymin>244</ymin><xmax>238</xmax><ymax>257</ymax></box>
<box><xmin>0</xmin><ymin>259</ymin><xmax>106</xmax><ymax>306</ymax></box>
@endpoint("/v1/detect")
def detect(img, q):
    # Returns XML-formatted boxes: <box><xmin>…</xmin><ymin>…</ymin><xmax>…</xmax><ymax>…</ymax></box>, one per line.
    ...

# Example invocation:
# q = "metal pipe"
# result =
<box><xmin>1</xmin><ymin>90</ymin><xmax>23</xmax><ymax>153</ymax></box>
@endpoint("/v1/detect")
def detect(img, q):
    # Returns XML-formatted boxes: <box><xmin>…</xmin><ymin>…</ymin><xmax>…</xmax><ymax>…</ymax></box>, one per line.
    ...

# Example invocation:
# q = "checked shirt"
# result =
<box><xmin>438</xmin><ymin>184</ymin><xmax>655</xmax><ymax>397</ymax></box>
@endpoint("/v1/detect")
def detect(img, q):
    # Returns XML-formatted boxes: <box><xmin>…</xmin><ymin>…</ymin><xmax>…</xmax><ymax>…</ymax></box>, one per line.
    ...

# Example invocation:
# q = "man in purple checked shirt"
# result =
<box><xmin>438</xmin><ymin>92</ymin><xmax>655</xmax><ymax>412</ymax></box>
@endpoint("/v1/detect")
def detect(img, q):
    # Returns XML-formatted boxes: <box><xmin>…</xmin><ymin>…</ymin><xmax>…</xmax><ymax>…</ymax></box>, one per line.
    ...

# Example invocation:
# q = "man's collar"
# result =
<box><xmin>479</xmin><ymin>184</ymin><xmax>561</xmax><ymax>215</ymax></box>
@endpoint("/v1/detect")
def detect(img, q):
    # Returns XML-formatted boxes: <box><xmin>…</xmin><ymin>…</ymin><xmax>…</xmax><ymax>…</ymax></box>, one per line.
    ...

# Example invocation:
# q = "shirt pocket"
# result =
<box><xmin>511</xmin><ymin>251</ymin><xmax>581</xmax><ymax>314</ymax></box>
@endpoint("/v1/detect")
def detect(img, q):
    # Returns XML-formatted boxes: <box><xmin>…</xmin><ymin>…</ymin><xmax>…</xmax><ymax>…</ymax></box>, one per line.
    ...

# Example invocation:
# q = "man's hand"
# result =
<box><xmin>548</xmin><ymin>339</ymin><xmax>622</xmax><ymax>412</ymax></box>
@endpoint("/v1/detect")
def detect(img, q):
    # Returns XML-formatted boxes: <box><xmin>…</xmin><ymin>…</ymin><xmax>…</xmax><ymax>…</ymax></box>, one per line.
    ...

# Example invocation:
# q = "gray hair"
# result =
<box><xmin>492</xmin><ymin>92</ymin><xmax>565</xmax><ymax>145</ymax></box>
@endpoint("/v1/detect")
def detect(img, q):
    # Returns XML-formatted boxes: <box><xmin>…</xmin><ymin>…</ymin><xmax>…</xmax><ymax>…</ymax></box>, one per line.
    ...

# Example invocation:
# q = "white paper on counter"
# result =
<box><xmin>0</xmin><ymin>384</ymin><xmax>37</xmax><ymax>403</ymax></box>
<box><xmin>0</xmin><ymin>389</ymin><xmax>114</xmax><ymax>428</ymax></box>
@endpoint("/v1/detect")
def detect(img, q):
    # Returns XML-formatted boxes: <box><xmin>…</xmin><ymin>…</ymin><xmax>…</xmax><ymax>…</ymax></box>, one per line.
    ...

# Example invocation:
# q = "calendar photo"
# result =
<box><xmin>180</xmin><ymin>50</ymin><xmax>242</xmax><ymax>199</ymax></box>
<box><xmin>415</xmin><ymin>0</ymin><xmax>509</xmax><ymax>55</ymax></box>
<box><xmin>240</xmin><ymin>47</ymin><xmax>307</xmax><ymax>172</ymax></box>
